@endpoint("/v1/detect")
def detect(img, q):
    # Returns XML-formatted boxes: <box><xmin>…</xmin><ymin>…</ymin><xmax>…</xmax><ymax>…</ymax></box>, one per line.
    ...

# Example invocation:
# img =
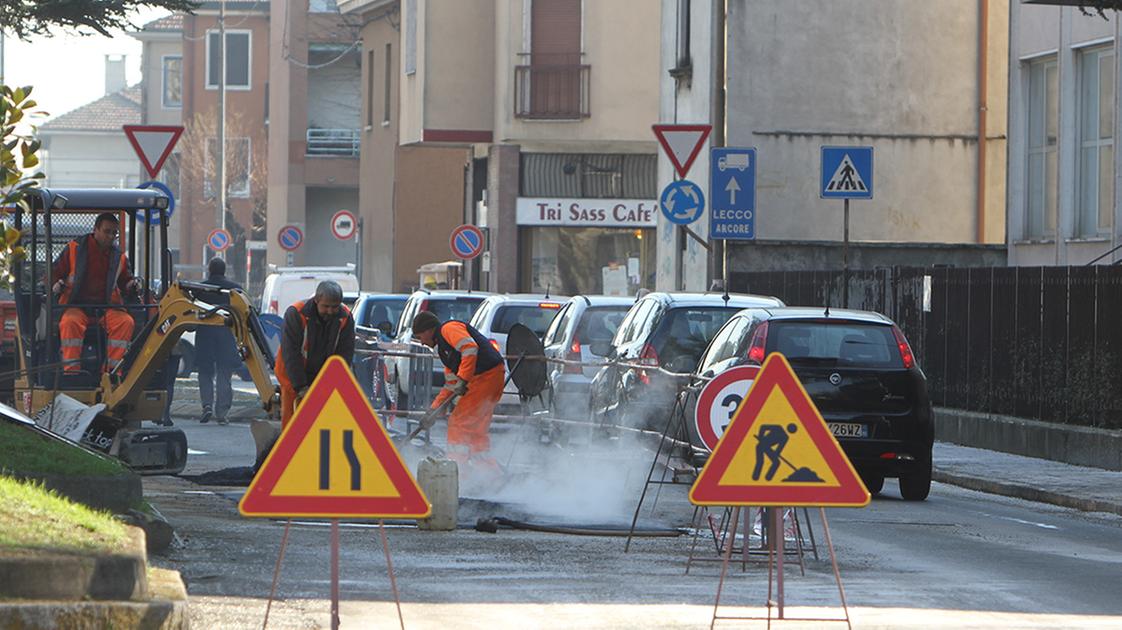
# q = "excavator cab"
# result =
<box><xmin>11</xmin><ymin>188</ymin><xmax>280</xmax><ymax>474</ymax></box>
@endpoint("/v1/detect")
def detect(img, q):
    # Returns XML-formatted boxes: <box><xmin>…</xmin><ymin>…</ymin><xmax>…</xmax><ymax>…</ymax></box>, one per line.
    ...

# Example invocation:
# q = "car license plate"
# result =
<box><xmin>828</xmin><ymin>423</ymin><xmax>867</xmax><ymax>438</ymax></box>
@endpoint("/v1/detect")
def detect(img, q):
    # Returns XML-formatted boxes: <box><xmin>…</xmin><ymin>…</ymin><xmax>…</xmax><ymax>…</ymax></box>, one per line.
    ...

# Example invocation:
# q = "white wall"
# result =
<box><xmin>40</xmin><ymin>134</ymin><xmax>141</xmax><ymax>188</ymax></box>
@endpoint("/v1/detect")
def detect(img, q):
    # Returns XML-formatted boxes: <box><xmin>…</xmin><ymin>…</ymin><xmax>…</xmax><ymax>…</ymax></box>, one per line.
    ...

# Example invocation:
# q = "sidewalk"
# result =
<box><xmin>933</xmin><ymin>441</ymin><xmax>1122</xmax><ymax>517</ymax></box>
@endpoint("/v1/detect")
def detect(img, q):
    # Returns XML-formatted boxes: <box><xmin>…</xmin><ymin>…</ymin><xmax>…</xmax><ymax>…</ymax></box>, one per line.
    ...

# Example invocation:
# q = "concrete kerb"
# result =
<box><xmin>931</xmin><ymin>468</ymin><xmax>1122</xmax><ymax>518</ymax></box>
<box><xmin>0</xmin><ymin>527</ymin><xmax>148</xmax><ymax>601</ymax></box>
<box><xmin>14</xmin><ymin>471</ymin><xmax>143</xmax><ymax>514</ymax></box>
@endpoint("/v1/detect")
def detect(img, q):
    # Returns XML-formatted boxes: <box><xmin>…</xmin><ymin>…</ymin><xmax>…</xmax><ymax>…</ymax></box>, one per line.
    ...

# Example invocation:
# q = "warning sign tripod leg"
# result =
<box><xmin>624</xmin><ymin>394</ymin><xmax>686</xmax><ymax>553</ymax></box>
<box><xmin>262</xmin><ymin>519</ymin><xmax>292</xmax><ymax>630</ymax></box>
<box><xmin>709</xmin><ymin>506</ymin><xmax>741</xmax><ymax>630</ymax></box>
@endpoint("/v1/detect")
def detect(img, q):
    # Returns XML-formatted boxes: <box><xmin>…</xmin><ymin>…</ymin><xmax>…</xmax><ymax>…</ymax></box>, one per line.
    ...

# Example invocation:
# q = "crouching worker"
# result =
<box><xmin>411</xmin><ymin>311</ymin><xmax>505</xmax><ymax>468</ymax></box>
<box><xmin>275</xmin><ymin>281</ymin><xmax>355</xmax><ymax>426</ymax></box>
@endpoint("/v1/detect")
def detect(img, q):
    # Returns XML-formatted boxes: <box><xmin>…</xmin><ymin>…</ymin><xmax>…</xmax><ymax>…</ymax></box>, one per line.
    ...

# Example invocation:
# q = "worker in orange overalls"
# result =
<box><xmin>51</xmin><ymin>212</ymin><xmax>140</xmax><ymax>374</ymax></box>
<box><xmin>412</xmin><ymin>311</ymin><xmax>505</xmax><ymax>465</ymax></box>
<box><xmin>275</xmin><ymin>281</ymin><xmax>355</xmax><ymax>426</ymax></box>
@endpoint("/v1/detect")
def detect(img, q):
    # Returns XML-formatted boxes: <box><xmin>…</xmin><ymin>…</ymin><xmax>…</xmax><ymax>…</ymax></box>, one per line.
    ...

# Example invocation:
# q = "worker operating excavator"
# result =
<box><xmin>51</xmin><ymin>212</ymin><xmax>141</xmax><ymax>374</ymax></box>
<box><xmin>411</xmin><ymin>311</ymin><xmax>505</xmax><ymax>471</ymax></box>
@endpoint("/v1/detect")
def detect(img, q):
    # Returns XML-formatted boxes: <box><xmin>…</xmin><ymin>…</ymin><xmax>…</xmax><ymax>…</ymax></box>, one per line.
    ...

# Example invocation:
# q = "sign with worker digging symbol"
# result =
<box><xmin>239</xmin><ymin>356</ymin><xmax>431</xmax><ymax>518</ymax></box>
<box><xmin>690</xmin><ymin>353</ymin><xmax>869</xmax><ymax>507</ymax></box>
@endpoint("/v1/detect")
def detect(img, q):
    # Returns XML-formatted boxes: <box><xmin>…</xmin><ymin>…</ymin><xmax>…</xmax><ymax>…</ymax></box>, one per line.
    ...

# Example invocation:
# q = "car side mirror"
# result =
<box><xmin>377</xmin><ymin>321</ymin><xmax>393</xmax><ymax>335</ymax></box>
<box><xmin>590</xmin><ymin>341</ymin><xmax>612</xmax><ymax>357</ymax></box>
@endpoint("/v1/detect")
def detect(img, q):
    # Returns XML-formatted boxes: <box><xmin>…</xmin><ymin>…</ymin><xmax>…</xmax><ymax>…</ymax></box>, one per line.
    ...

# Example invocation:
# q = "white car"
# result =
<box><xmin>542</xmin><ymin>295</ymin><xmax>635</xmax><ymax>419</ymax></box>
<box><xmin>386</xmin><ymin>289</ymin><xmax>491</xmax><ymax>408</ymax></box>
<box><xmin>468</xmin><ymin>293</ymin><xmax>568</xmax><ymax>413</ymax></box>
<box><xmin>259</xmin><ymin>265</ymin><xmax>360</xmax><ymax>316</ymax></box>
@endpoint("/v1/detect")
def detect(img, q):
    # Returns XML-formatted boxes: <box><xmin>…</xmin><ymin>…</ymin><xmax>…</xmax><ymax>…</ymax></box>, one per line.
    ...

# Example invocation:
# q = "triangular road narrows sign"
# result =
<box><xmin>825</xmin><ymin>154</ymin><xmax>868</xmax><ymax>193</ymax></box>
<box><xmin>653</xmin><ymin>124</ymin><xmax>712</xmax><ymax>179</ymax></box>
<box><xmin>240</xmin><ymin>356</ymin><xmax>431</xmax><ymax>518</ymax></box>
<box><xmin>123</xmin><ymin>125</ymin><xmax>184</xmax><ymax>179</ymax></box>
<box><xmin>690</xmin><ymin>353</ymin><xmax>869</xmax><ymax>507</ymax></box>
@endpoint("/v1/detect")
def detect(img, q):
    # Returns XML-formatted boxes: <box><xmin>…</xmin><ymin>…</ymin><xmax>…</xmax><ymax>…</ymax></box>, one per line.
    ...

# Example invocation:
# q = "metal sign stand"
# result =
<box><xmin>685</xmin><ymin>506</ymin><xmax>817</xmax><ymax>575</ymax></box>
<box><xmin>623</xmin><ymin>395</ymin><xmax>691</xmax><ymax>552</ymax></box>
<box><xmin>261</xmin><ymin>519</ymin><xmax>406</xmax><ymax>630</ymax></box>
<box><xmin>709</xmin><ymin>507</ymin><xmax>852</xmax><ymax>629</ymax></box>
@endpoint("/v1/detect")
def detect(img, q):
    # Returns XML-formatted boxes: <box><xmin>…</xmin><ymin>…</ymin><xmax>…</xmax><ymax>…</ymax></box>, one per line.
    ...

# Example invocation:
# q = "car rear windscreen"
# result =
<box><xmin>652</xmin><ymin>307</ymin><xmax>741</xmax><ymax>369</ymax></box>
<box><xmin>359</xmin><ymin>298</ymin><xmax>406</xmax><ymax>329</ymax></box>
<box><xmin>428</xmin><ymin>298</ymin><xmax>485</xmax><ymax>323</ymax></box>
<box><xmin>576</xmin><ymin>307</ymin><xmax>629</xmax><ymax>344</ymax></box>
<box><xmin>491</xmin><ymin>305</ymin><xmax>563</xmax><ymax>336</ymax></box>
<box><xmin>766</xmin><ymin>321</ymin><xmax>903</xmax><ymax>369</ymax></box>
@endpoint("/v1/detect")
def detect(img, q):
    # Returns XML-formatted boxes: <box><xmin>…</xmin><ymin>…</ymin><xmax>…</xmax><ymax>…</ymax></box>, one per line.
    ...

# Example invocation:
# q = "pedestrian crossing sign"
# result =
<box><xmin>239</xmin><ymin>356</ymin><xmax>431</xmax><ymax>518</ymax></box>
<box><xmin>689</xmin><ymin>353</ymin><xmax>870</xmax><ymax>507</ymax></box>
<box><xmin>821</xmin><ymin>146</ymin><xmax>873</xmax><ymax>199</ymax></box>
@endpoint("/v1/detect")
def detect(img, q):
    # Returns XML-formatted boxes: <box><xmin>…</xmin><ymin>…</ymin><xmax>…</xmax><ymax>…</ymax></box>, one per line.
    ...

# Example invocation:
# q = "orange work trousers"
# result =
<box><xmin>446</xmin><ymin>365</ymin><xmax>505</xmax><ymax>454</ymax></box>
<box><xmin>59</xmin><ymin>307</ymin><xmax>134</xmax><ymax>373</ymax></box>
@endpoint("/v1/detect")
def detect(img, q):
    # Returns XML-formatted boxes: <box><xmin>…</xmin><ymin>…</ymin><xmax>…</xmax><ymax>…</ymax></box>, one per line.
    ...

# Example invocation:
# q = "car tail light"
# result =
<box><xmin>269</xmin><ymin>299</ymin><xmax>278</xmax><ymax>314</ymax></box>
<box><xmin>638</xmin><ymin>343</ymin><xmax>658</xmax><ymax>384</ymax></box>
<box><xmin>539</xmin><ymin>302</ymin><xmax>561</xmax><ymax>309</ymax></box>
<box><xmin>892</xmin><ymin>325</ymin><xmax>916</xmax><ymax>369</ymax></box>
<box><xmin>564</xmin><ymin>338</ymin><xmax>582</xmax><ymax>374</ymax></box>
<box><xmin>746</xmin><ymin>322</ymin><xmax>769</xmax><ymax>364</ymax></box>
<box><xmin>490</xmin><ymin>339</ymin><xmax>501</xmax><ymax>352</ymax></box>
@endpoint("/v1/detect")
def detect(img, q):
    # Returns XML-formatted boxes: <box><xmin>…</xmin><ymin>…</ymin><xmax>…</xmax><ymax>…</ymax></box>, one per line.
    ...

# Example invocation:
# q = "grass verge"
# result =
<box><xmin>0</xmin><ymin>475</ymin><xmax>131</xmax><ymax>554</ymax></box>
<box><xmin>0</xmin><ymin>419</ymin><xmax>127</xmax><ymax>477</ymax></box>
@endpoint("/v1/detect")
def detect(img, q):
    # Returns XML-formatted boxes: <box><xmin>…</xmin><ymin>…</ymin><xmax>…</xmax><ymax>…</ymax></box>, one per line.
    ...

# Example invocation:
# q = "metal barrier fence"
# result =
<box><xmin>733</xmin><ymin>265</ymin><xmax>1122</xmax><ymax>430</ymax></box>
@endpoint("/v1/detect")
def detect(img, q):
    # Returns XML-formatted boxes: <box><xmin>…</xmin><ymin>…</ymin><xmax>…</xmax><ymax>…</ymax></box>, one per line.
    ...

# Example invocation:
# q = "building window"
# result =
<box><xmin>162</xmin><ymin>56</ymin><xmax>182</xmax><ymax>108</ymax></box>
<box><xmin>1026</xmin><ymin>57</ymin><xmax>1058</xmax><ymax>240</ymax></box>
<box><xmin>204</xmin><ymin>137</ymin><xmax>252</xmax><ymax>198</ymax></box>
<box><xmin>404</xmin><ymin>0</ymin><xmax>417</xmax><ymax>75</ymax></box>
<box><xmin>383</xmin><ymin>43</ymin><xmax>392</xmax><ymax>123</ymax></box>
<box><xmin>309</xmin><ymin>0</ymin><xmax>338</xmax><ymax>12</ymax></box>
<box><xmin>206</xmin><ymin>30</ymin><xmax>251</xmax><ymax>90</ymax></box>
<box><xmin>1078</xmin><ymin>46</ymin><xmax>1115</xmax><ymax>238</ymax></box>
<box><xmin>366</xmin><ymin>50</ymin><xmax>375</xmax><ymax>127</ymax></box>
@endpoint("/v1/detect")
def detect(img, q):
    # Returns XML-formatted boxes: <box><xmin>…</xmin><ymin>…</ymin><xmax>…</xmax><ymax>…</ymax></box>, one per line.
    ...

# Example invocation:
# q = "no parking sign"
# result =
<box><xmin>694</xmin><ymin>365</ymin><xmax>759</xmax><ymax>451</ymax></box>
<box><xmin>278</xmin><ymin>225</ymin><xmax>304</xmax><ymax>252</ymax></box>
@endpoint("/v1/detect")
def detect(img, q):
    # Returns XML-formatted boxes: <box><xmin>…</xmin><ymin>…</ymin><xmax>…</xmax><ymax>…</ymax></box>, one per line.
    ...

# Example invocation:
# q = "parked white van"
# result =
<box><xmin>260</xmin><ymin>264</ymin><xmax>360</xmax><ymax>315</ymax></box>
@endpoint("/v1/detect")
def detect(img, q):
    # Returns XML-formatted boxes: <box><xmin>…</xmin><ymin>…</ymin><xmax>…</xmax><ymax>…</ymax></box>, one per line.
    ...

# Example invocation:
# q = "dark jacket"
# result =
<box><xmin>280</xmin><ymin>299</ymin><xmax>355</xmax><ymax>391</ymax></box>
<box><xmin>196</xmin><ymin>273</ymin><xmax>244</xmax><ymax>366</ymax></box>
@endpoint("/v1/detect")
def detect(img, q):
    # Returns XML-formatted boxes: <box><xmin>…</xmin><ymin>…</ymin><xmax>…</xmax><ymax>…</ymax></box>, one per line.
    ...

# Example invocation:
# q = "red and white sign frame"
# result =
<box><xmin>123</xmin><ymin>125</ymin><xmax>184</xmax><ymax>178</ymax></box>
<box><xmin>694</xmin><ymin>365</ymin><xmax>759</xmax><ymax>451</ymax></box>
<box><xmin>331</xmin><ymin>210</ymin><xmax>357</xmax><ymax>241</ymax></box>
<box><xmin>652</xmin><ymin>124</ymin><xmax>712</xmax><ymax>179</ymax></box>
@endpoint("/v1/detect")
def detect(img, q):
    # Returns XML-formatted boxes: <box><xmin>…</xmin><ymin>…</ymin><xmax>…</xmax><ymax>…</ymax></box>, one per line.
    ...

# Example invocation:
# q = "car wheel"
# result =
<box><xmin>861</xmin><ymin>473</ymin><xmax>885</xmax><ymax>495</ymax></box>
<box><xmin>177</xmin><ymin>343</ymin><xmax>195</xmax><ymax>377</ymax></box>
<box><xmin>899</xmin><ymin>459</ymin><xmax>932</xmax><ymax>501</ymax></box>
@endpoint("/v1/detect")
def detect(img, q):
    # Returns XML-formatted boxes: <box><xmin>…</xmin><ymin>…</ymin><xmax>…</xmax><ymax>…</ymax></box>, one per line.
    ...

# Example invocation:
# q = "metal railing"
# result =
<box><xmin>514</xmin><ymin>60</ymin><xmax>591</xmax><ymax>120</ymax></box>
<box><xmin>306</xmin><ymin>128</ymin><xmax>360</xmax><ymax>157</ymax></box>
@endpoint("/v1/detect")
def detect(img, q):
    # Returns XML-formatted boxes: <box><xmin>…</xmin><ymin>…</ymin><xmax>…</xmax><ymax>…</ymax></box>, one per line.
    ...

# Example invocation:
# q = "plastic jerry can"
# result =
<box><xmin>417</xmin><ymin>456</ymin><xmax>458</xmax><ymax>531</ymax></box>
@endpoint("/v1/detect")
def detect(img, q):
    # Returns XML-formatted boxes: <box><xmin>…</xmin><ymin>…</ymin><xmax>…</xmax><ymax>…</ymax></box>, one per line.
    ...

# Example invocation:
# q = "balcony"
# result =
<box><xmin>514</xmin><ymin>56</ymin><xmax>590</xmax><ymax>120</ymax></box>
<box><xmin>306</xmin><ymin>128</ymin><xmax>360</xmax><ymax>157</ymax></box>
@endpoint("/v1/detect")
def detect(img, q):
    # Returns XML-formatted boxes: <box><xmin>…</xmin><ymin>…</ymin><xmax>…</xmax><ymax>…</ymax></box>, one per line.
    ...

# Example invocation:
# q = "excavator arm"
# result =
<box><xmin>101</xmin><ymin>281</ymin><xmax>279</xmax><ymax>416</ymax></box>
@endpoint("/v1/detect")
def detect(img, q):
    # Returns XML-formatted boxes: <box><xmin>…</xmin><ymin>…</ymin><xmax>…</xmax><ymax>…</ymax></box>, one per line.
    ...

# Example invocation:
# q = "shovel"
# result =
<box><xmin>394</xmin><ymin>393</ymin><xmax>458</xmax><ymax>445</ymax></box>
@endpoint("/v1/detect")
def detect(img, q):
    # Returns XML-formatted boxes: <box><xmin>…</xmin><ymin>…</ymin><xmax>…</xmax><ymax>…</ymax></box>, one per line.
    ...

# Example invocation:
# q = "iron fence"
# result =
<box><xmin>733</xmin><ymin>266</ymin><xmax>1122</xmax><ymax>430</ymax></box>
<box><xmin>306</xmin><ymin>128</ymin><xmax>360</xmax><ymax>157</ymax></box>
<box><xmin>514</xmin><ymin>58</ymin><xmax>591</xmax><ymax>120</ymax></box>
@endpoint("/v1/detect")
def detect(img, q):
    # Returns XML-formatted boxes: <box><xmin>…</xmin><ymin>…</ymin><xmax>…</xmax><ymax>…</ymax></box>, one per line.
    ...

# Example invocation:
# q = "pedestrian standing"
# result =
<box><xmin>197</xmin><ymin>258</ymin><xmax>243</xmax><ymax>425</ymax></box>
<box><xmin>275</xmin><ymin>281</ymin><xmax>355</xmax><ymax>426</ymax></box>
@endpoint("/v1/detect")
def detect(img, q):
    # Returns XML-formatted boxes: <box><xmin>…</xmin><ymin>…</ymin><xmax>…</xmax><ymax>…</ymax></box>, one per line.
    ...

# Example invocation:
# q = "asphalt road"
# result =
<box><xmin>147</xmin><ymin>413</ymin><xmax>1122</xmax><ymax>629</ymax></box>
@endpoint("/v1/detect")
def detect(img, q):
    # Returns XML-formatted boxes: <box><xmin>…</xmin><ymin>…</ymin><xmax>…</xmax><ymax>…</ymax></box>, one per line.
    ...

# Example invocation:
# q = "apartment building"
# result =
<box><xmin>1008</xmin><ymin>2</ymin><xmax>1122</xmax><ymax>265</ymax></box>
<box><xmin>344</xmin><ymin>0</ymin><xmax>662</xmax><ymax>295</ymax></box>
<box><xmin>661</xmin><ymin>1</ymin><xmax>1010</xmax><ymax>291</ymax></box>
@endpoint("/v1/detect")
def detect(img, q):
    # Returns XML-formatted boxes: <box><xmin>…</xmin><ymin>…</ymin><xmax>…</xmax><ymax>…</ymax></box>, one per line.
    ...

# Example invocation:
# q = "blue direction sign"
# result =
<box><xmin>710</xmin><ymin>147</ymin><xmax>757</xmax><ymax>240</ymax></box>
<box><xmin>278</xmin><ymin>225</ymin><xmax>304</xmax><ymax>252</ymax></box>
<box><xmin>821</xmin><ymin>146</ymin><xmax>873</xmax><ymax>199</ymax></box>
<box><xmin>660</xmin><ymin>179</ymin><xmax>705</xmax><ymax>226</ymax></box>
<box><xmin>137</xmin><ymin>180</ymin><xmax>175</xmax><ymax>225</ymax></box>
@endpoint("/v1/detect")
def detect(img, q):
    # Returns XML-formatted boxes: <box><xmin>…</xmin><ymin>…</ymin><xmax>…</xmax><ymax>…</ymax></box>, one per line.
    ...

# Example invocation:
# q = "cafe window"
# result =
<box><xmin>521</xmin><ymin>227</ymin><xmax>654</xmax><ymax>296</ymax></box>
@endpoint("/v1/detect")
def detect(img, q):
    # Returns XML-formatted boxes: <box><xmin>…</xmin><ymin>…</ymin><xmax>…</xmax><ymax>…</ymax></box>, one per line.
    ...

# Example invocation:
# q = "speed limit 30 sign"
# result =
<box><xmin>694</xmin><ymin>365</ymin><xmax>760</xmax><ymax>451</ymax></box>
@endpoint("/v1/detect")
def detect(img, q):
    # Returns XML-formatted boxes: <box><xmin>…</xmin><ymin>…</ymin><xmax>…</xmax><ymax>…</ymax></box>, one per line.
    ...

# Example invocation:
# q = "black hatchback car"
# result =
<box><xmin>681</xmin><ymin>307</ymin><xmax>934</xmax><ymax>501</ymax></box>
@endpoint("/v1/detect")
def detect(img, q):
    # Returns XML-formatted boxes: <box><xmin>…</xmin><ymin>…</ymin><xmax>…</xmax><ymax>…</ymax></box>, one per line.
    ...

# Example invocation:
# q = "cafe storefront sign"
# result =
<box><xmin>517</xmin><ymin>198</ymin><xmax>658</xmax><ymax>228</ymax></box>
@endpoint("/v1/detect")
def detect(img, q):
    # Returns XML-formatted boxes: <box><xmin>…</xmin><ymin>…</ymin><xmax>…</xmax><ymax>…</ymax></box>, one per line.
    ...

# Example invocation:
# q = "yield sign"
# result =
<box><xmin>690</xmin><ymin>353</ymin><xmax>870</xmax><ymax>508</ymax></box>
<box><xmin>652</xmin><ymin>124</ymin><xmax>712</xmax><ymax>179</ymax></box>
<box><xmin>123</xmin><ymin>125</ymin><xmax>184</xmax><ymax>179</ymax></box>
<box><xmin>239</xmin><ymin>356</ymin><xmax>431</xmax><ymax>518</ymax></box>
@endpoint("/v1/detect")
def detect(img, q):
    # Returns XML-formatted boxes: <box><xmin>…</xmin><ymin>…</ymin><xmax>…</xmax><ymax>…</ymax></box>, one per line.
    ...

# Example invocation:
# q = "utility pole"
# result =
<box><xmin>216</xmin><ymin>0</ymin><xmax>228</xmax><ymax>234</ymax></box>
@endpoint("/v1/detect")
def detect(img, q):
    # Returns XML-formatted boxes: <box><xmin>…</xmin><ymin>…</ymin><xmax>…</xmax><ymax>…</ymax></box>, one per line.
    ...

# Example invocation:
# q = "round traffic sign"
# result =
<box><xmin>331</xmin><ymin>210</ymin><xmax>357</xmax><ymax>240</ymax></box>
<box><xmin>137</xmin><ymin>180</ymin><xmax>175</xmax><ymax>225</ymax></box>
<box><xmin>449</xmin><ymin>224</ymin><xmax>484</xmax><ymax>260</ymax></box>
<box><xmin>695</xmin><ymin>365</ymin><xmax>760</xmax><ymax>451</ymax></box>
<box><xmin>660</xmin><ymin>179</ymin><xmax>705</xmax><ymax>225</ymax></box>
<box><xmin>207</xmin><ymin>228</ymin><xmax>232</xmax><ymax>252</ymax></box>
<box><xmin>278</xmin><ymin>225</ymin><xmax>304</xmax><ymax>252</ymax></box>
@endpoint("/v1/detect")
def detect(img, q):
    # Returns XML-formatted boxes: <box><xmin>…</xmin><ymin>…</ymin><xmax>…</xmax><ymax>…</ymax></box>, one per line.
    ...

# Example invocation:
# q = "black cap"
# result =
<box><xmin>412</xmin><ymin>311</ymin><xmax>440</xmax><ymax>335</ymax></box>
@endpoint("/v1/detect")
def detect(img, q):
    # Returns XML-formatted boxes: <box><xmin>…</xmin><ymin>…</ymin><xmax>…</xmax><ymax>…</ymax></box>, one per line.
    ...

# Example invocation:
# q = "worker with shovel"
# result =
<box><xmin>410</xmin><ymin>311</ymin><xmax>505</xmax><ymax>471</ymax></box>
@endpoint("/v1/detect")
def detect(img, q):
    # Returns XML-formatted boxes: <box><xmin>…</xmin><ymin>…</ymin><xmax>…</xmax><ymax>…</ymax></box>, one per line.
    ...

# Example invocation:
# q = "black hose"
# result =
<box><xmin>477</xmin><ymin>516</ymin><xmax>684</xmax><ymax>538</ymax></box>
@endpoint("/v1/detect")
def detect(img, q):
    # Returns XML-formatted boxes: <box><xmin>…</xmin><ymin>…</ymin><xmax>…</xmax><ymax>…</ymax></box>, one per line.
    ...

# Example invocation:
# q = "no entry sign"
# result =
<box><xmin>207</xmin><ymin>228</ymin><xmax>232</xmax><ymax>253</ymax></box>
<box><xmin>331</xmin><ymin>210</ymin><xmax>357</xmax><ymax>241</ymax></box>
<box><xmin>694</xmin><ymin>365</ymin><xmax>759</xmax><ymax>451</ymax></box>
<box><xmin>449</xmin><ymin>224</ymin><xmax>484</xmax><ymax>260</ymax></box>
<box><xmin>278</xmin><ymin>225</ymin><xmax>304</xmax><ymax>252</ymax></box>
